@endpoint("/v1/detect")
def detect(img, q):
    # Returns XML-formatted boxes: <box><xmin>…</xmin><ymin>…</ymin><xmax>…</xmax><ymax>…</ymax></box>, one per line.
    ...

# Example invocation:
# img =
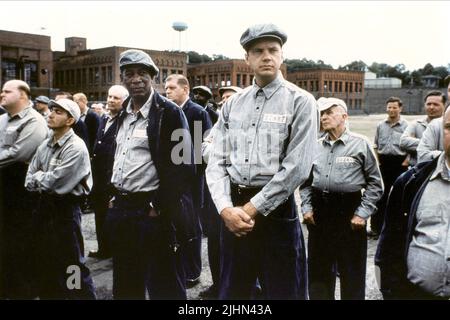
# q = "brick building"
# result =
<box><xmin>287</xmin><ymin>69</ymin><xmax>365</xmax><ymax>111</ymax></box>
<box><xmin>53</xmin><ymin>37</ymin><xmax>187</xmax><ymax>101</ymax></box>
<box><xmin>187</xmin><ymin>59</ymin><xmax>287</xmax><ymax>100</ymax></box>
<box><xmin>0</xmin><ymin>30</ymin><xmax>53</xmax><ymax>96</ymax></box>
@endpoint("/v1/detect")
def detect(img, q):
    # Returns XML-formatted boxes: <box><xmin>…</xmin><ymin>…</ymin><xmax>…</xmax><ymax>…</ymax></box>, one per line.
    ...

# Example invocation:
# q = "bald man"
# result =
<box><xmin>0</xmin><ymin>80</ymin><xmax>48</xmax><ymax>298</ymax></box>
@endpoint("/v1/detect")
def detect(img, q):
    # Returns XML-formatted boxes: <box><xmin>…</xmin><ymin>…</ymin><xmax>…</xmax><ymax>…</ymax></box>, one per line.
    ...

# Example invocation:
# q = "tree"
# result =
<box><xmin>284</xmin><ymin>58</ymin><xmax>333</xmax><ymax>72</ymax></box>
<box><xmin>338</xmin><ymin>60</ymin><xmax>367</xmax><ymax>71</ymax></box>
<box><xmin>187</xmin><ymin>51</ymin><xmax>212</xmax><ymax>64</ymax></box>
<box><xmin>212</xmin><ymin>54</ymin><xmax>229</xmax><ymax>61</ymax></box>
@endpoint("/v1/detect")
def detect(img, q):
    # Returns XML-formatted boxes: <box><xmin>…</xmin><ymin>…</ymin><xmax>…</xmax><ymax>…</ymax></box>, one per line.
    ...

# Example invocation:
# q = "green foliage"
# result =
<box><xmin>284</xmin><ymin>58</ymin><xmax>333</xmax><ymax>72</ymax></box>
<box><xmin>338</xmin><ymin>60</ymin><xmax>367</xmax><ymax>71</ymax></box>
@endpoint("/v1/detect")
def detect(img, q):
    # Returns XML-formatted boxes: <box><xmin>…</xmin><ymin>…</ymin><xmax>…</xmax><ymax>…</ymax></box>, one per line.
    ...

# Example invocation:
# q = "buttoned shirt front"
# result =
<box><xmin>25</xmin><ymin>129</ymin><xmax>92</xmax><ymax>196</ymax></box>
<box><xmin>400</xmin><ymin>118</ymin><xmax>428</xmax><ymax>165</ymax></box>
<box><xmin>300</xmin><ymin>130</ymin><xmax>383</xmax><ymax>219</ymax></box>
<box><xmin>374</xmin><ymin>118</ymin><xmax>409</xmax><ymax>156</ymax></box>
<box><xmin>206</xmin><ymin>73</ymin><xmax>318</xmax><ymax>216</ymax></box>
<box><xmin>407</xmin><ymin>153</ymin><xmax>450</xmax><ymax>298</ymax></box>
<box><xmin>111</xmin><ymin>91</ymin><xmax>159</xmax><ymax>193</ymax></box>
<box><xmin>0</xmin><ymin>103</ymin><xmax>48</xmax><ymax>168</ymax></box>
<box><xmin>104</xmin><ymin>114</ymin><xmax>118</xmax><ymax>133</ymax></box>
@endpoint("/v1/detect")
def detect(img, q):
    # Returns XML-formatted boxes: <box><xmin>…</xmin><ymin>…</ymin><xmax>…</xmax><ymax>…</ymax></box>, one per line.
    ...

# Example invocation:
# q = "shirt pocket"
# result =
<box><xmin>2</xmin><ymin>127</ymin><xmax>19</xmax><ymax>147</ymax></box>
<box><xmin>334</xmin><ymin>160</ymin><xmax>360</xmax><ymax>185</ymax></box>
<box><xmin>392</xmin><ymin>130</ymin><xmax>403</xmax><ymax>147</ymax></box>
<box><xmin>415</xmin><ymin>208</ymin><xmax>442</xmax><ymax>245</ymax></box>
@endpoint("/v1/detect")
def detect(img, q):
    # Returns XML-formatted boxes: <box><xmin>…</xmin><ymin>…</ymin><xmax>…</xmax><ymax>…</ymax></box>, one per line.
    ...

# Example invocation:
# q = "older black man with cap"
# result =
<box><xmin>25</xmin><ymin>98</ymin><xmax>96</xmax><ymax>299</ymax></box>
<box><xmin>206</xmin><ymin>23</ymin><xmax>318</xmax><ymax>300</ymax></box>
<box><xmin>105</xmin><ymin>49</ymin><xmax>194</xmax><ymax>299</ymax></box>
<box><xmin>193</xmin><ymin>85</ymin><xmax>218</xmax><ymax>124</ymax></box>
<box><xmin>300</xmin><ymin>97</ymin><xmax>383</xmax><ymax>300</ymax></box>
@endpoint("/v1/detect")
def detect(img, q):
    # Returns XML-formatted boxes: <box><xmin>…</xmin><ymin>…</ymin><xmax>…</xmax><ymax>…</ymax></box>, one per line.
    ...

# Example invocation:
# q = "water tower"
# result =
<box><xmin>172</xmin><ymin>21</ymin><xmax>188</xmax><ymax>51</ymax></box>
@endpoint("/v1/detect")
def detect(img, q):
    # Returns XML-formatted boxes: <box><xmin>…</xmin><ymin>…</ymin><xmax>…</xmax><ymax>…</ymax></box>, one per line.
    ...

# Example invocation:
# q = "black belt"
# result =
<box><xmin>313</xmin><ymin>188</ymin><xmax>361</xmax><ymax>202</ymax></box>
<box><xmin>230</xmin><ymin>183</ymin><xmax>263</xmax><ymax>204</ymax></box>
<box><xmin>113</xmin><ymin>189</ymin><xmax>155</xmax><ymax>203</ymax></box>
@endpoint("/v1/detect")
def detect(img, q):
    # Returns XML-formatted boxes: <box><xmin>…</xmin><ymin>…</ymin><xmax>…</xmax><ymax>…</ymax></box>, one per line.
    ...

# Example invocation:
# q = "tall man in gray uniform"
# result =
<box><xmin>25</xmin><ymin>98</ymin><xmax>95</xmax><ymax>299</ymax></box>
<box><xmin>206</xmin><ymin>24</ymin><xmax>318</xmax><ymax>300</ymax></box>
<box><xmin>400</xmin><ymin>91</ymin><xmax>446</xmax><ymax>166</ymax></box>
<box><xmin>370</xmin><ymin>97</ymin><xmax>408</xmax><ymax>237</ymax></box>
<box><xmin>106</xmin><ymin>49</ymin><xmax>194</xmax><ymax>299</ymax></box>
<box><xmin>0</xmin><ymin>80</ymin><xmax>48</xmax><ymax>298</ymax></box>
<box><xmin>301</xmin><ymin>97</ymin><xmax>383</xmax><ymax>300</ymax></box>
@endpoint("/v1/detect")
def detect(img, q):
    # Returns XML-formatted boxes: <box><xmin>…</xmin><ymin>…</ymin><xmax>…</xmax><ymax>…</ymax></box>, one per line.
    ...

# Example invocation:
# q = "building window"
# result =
<box><xmin>71</xmin><ymin>70</ymin><xmax>75</xmax><ymax>85</ymax></box>
<box><xmin>1</xmin><ymin>60</ymin><xmax>17</xmax><ymax>83</ymax></box>
<box><xmin>214</xmin><ymin>74</ymin><xmax>218</xmax><ymax>88</ymax></box>
<box><xmin>23</xmin><ymin>62</ymin><xmax>38</xmax><ymax>87</ymax></box>
<box><xmin>76</xmin><ymin>69</ymin><xmax>81</xmax><ymax>86</ymax></box>
<box><xmin>107</xmin><ymin>66</ymin><xmax>113</xmax><ymax>84</ymax></box>
<box><xmin>101</xmin><ymin>66</ymin><xmax>107</xmax><ymax>85</ymax></box>
<box><xmin>89</xmin><ymin>68</ymin><xmax>94</xmax><ymax>85</ymax></box>
<box><xmin>178</xmin><ymin>70</ymin><xmax>183</xmax><ymax>75</ymax></box>
<box><xmin>242</xmin><ymin>74</ymin><xmax>247</xmax><ymax>86</ymax></box>
<box><xmin>202</xmin><ymin>75</ymin><xmax>206</xmax><ymax>86</ymax></box>
<box><xmin>236</xmin><ymin>74</ymin><xmax>241</xmax><ymax>87</ymax></box>
<box><xmin>171</xmin><ymin>69</ymin><xmax>177</xmax><ymax>75</ymax></box>
<box><xmin>162</xmin><ymin>69</ymin><xmax>168</xmax><ymax>82</ymax></box>
<box><xmin>208</xmin><ymin>75</ymin><xmax>213</xmax><ymax>88</ymax></box>
<box><xmin>94</xmin><ymin>67</ymin><xmax>100</xmax><ymax>85</ymax></box>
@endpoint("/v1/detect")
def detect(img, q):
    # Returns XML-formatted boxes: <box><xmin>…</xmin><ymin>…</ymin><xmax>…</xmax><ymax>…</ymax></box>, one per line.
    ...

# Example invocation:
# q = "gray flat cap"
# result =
<box><xmin>48</xmin><ymin>98</ymin><xmax>81</xmax><ymax>122</ymax></box>
<box><xmin>192</xmin><ymin>86</ymin><xmax>213</xmax><ymax>99</ymax></box>
<box><xmin>35</xmin><ymin>95</ymin><xmax>50</xmax><ymax>104</ymax></box>
<box><xmin>218</xmin><ymin>86</ymin><xmax>243</xmax><ymax>96</ymax></box>
<box><xmin>119</xmin><ymin>49</ymin><xmax>159</xmax><ymax>76</ymax></box>
<box><xmin>240</xmin><ymin>23</ymin><xmax>287</xmax><ymax>50</ymax></box>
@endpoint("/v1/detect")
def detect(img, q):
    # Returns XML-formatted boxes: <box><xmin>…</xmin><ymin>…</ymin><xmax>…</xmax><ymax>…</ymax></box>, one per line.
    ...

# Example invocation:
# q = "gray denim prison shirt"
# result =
<box><xmin>205</xmin><ymin>73</ymin><xmax>319</xmax><ymax>216</ymax></box>
<box><xmin>374</xmin><ymin>118</ymin><xmax>409</xmax><ymax>156</ymax></box>
<box><xmin>300</xmin><ymin>130</ymin><xmax>383</xmax><ymax>220</ymax></box>
<box><xmin>111</xmin><ymin>91</ymin><xmax>159</xmax><ymax>193</ymax></box>
<box><xmin>400</xmin><ymin>118</ymin><xmax>428</xmax><ymax>166</ymax></box>
<box><xmin>407</xmin><ymin>153</ymin><xmax>450</xmax><ymax>298</ymax></box>
<box><xmin>0</xmin><ymin>104</ymin><xmax>48</xmax><ymax>168</ymax></box>
<box><xmin>25</xmin><ymin>129</ymin><xmax>92</xmax><ymax>196</ymax></box>
<box><xmin>417</xmin><ymin>117</ymin><xmax>444</xmax><ymax>163</ymax></box>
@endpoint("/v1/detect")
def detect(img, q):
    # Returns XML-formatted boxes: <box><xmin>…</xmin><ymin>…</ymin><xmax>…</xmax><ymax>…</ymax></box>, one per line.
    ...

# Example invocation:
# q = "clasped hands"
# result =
<box><xmin>220</xmin><ymin>202</ymin><xmax>258</xmax><ymax>237</ymax></box>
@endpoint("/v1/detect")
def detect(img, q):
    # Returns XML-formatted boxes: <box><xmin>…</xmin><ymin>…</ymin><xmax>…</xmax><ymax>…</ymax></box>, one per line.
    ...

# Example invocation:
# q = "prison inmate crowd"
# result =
<box><xmin>0</xmin><ymin>23</ymin><xmax>449</xmax><ymax>300</ymax></box>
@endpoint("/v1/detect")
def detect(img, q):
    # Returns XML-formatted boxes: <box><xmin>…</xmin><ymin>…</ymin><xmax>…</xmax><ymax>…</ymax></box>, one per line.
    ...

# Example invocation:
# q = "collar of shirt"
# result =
<box><xmin>430</xmin><ymin>153</ymin><xmax>450</xmax><ymax>182</ymax></box>
<box><xmin>180</xmin><ymin>97</ymin><xmax>190</xmax><ymax>110</ymax></box>
<box><xmin>323</xmin><ymin>129</ymin><xmax>350</xmax><ymax>146</ymax></box>
<box><xmin>125</xmin><ymin>89</ymin><xmax>154</xmax><ymax>119</ymax></box>
<box><xmin>252</xmin><ymin>71</ymin><xmax>284</xmax><ymax>99</ymax></box>
<box><xmin>106</xmin><ymin>113</ymin><xmax>118</xmax><ymax>122</ymax></box>
<box><xmin>418</xmin><ymin>118</ymin><xmax>429</xmax><ymax>127</ymax></box>
<box><xmin>7</xmin><ymin>103</ymin><xmax>33</xmax><ymax>121</ymax></box>
<box><xmin>384</xmin><ymin>117</ymin><xmax>403</xmax><ymax>127</ymax></box>
<box><xmin>48</xmin><ymin>129</ymin><xmax>74</xmax><ymax>148</ymax></box>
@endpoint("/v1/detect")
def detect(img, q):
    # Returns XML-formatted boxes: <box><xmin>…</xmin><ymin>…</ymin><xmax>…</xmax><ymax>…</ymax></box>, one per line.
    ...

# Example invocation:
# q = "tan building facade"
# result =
<box><xmin>287</xmin><ymin>69</ymin><xmax>365</xmax><ymax>110</ymax></box>
<box><xmin>53</xmin><ymin>37</ymin><xmax>187</xmax><ymax>101</ymax></box>
<box><xmin>187</xmin><ymin>59</ymin><xmax>287</xmax><ymax>100</ymax></box>
<box><xmin>0</xmin><ymin>30</ymin><xmax>53</xmax><ymax>96</ymax></box>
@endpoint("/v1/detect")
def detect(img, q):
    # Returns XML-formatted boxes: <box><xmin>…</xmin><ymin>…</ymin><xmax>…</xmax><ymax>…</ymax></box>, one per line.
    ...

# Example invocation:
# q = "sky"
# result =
<box><xmin>1</xmin><ymin>1</ymin><xmax>449</xmax><ymax>71</ymax></box>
